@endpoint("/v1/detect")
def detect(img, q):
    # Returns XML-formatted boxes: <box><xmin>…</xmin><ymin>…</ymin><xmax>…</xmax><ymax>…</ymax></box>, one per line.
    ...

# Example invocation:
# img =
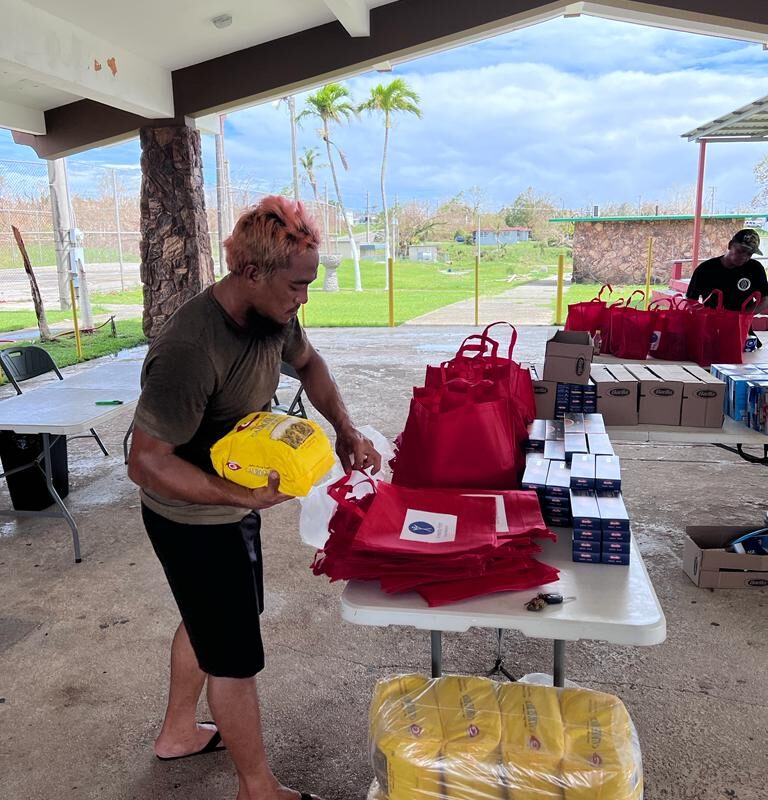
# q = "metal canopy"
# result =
<box><xmin>682</xmin><ymin>95</ymin><xmax>768</xmax><ymax>143</ymax></box>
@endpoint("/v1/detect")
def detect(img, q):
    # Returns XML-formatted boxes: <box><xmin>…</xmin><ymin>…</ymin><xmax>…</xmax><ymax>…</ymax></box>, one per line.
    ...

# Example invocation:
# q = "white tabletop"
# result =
<box><xmin>341</xmin><ymin>533</ymin><xmax>666</xmax><ymax>647</ymax></box>
<box><xmin>0</xmin><ymin>361</ymin><xmax>140</xmax><ymax>434</ymax></box>
<box><xmin>606</xmin><ymin>416</ymin><xmax>767</xmax><ymax>445</ymax></box>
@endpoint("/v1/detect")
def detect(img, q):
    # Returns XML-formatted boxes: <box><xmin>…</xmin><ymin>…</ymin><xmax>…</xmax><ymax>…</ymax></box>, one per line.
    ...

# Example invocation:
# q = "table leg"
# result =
<box><xmin>553</xmin><ymin>639</ymin><xmax>566</xmax><ymax>687</ymax></box>
<box><xmin>42</xmin><ymin>434</ymin><xmax>81</xmax><ymax>563</ymax></box>
<box><xmin>430</xmin><ymin>630</ymin><xmax>442</xmax><ymax>678</ymax></box>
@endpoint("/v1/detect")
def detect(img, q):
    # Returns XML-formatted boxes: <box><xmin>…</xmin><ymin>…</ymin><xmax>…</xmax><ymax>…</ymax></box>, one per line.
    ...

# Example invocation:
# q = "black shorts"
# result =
<box><xmin>142</xmin><ymin>504</ymin><xmax>265</xmax><ymax>678</ymax></box>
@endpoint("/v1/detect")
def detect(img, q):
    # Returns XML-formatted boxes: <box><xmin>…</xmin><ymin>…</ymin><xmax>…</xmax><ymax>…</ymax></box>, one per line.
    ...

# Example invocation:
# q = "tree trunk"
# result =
<box><xmin>324</xmin><ymin>120</ymin><xmax>362</xmax><ymax>291</ymax></box>
<box><xmin>381</xmin><ymin>112</ymin><xmax>391</xmax><ymax>289</ymax></box>
<box><xmin>139</xmin><ymin>125</ymin><xmax>215</xmax><ymax>339</ymax></box>
<box><xmin>12</xmin><ymin>226</ymin><xmax>53</xmax><ymax>342</ymax></box>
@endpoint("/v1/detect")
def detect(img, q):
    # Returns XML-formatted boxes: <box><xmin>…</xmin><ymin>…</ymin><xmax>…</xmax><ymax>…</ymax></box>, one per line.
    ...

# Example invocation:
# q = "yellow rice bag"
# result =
<box><xmin>210</xmin><ymin>411</ymin><xmax>336</xmax><ymax>497</ymax></box>
<box><xmin>369</xmin><ymin>675</ymin><xmax>444</xmax><ymax>800</ymax></box>
<box><xmin>498</xmin><ymin>683</ymin><xmax>565</xmax><ymax>800</ymax></box>
<box><xmin>560</xmin><ymin>688</ymin><xmax>642</xmax><ymax>800</ymax></box>
<box><xmin>436</xmin><ymin>676</ymin><xmax>505</xmax><ymax>800</ymax></box>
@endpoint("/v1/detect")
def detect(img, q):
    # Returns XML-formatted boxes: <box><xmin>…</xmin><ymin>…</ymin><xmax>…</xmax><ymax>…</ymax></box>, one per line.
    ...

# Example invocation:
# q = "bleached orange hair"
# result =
<box><xmin>224</xmin><ymin>195</ymin><xmax>321</xmax><ymax>276</ymax></box>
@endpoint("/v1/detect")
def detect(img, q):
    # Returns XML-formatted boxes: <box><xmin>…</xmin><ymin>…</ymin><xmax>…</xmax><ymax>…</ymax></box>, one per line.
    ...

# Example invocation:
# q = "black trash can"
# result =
<box><xmin>0</xmin><ymin>432</ymin><xmax>69</xmax><ymax>511</ymax></box>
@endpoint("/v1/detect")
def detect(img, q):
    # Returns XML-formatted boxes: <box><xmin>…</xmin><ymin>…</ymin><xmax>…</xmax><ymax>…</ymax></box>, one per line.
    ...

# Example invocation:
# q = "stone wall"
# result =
<box><xmin>139</xmin><ymin>125</ymin><xmax>214</xmax><ymax>339</ymax></box>
<box><xmin>571</xmin><ymin>218</ymin><xmax>746</xmax><ymax>285</ymax></box>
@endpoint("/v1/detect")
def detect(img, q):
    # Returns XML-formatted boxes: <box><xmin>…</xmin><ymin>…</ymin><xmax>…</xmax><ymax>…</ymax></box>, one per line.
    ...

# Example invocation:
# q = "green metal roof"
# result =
<box><xmin>548</xmin><ymin>213</ymin><xmax>767</xmax><ymax>223</ymax></box>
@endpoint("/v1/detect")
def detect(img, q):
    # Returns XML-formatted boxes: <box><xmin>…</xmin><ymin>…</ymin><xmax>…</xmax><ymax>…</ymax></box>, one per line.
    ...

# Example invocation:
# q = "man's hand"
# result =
<box><xmin>335</xmin><ymin>426</ymin><xmax>382</xmax><ymax>474</ymax></box>
<box><xmin>249</xmin><ymin>471</ymin><xmax>293</xmax><ymax>509</ymax></box>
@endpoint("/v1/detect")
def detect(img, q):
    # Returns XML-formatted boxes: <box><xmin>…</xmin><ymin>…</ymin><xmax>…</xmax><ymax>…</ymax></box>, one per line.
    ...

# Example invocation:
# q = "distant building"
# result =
<box><xmin>408</xmin><ymin>244</ymin><xmax>439</xmax><ymax>262</ymax></box>
<box><xmin>359</xmin><ymin>243</ymin><xmax>386</xmax><ymax>260</ymax></box>
<box><xmin>549</xmin><ymin>212</ymin><xmax>768</xmax><ymax>284</ymax></box>
<box><xmin>476</xmin><ymin>227</ymin><xmax>530</xmax><ymax>246</ymax></box>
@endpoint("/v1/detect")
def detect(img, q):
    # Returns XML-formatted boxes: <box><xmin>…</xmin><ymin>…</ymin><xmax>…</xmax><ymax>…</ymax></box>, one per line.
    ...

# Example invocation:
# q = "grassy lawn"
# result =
<box><xmin>0</xmin><ymin>318</ymin><xmax>146</xmax><ymax>384</ymax></box>
<box><xmin>91</xmin><ymin>288</ymin><xmax>143</xmax><ymax>305</ymax></box>
<box><xmin>0</xmin><ymin>306</ymin><xmax>108</xmax><ymax>334</ymax></box>
<box><xmin>302</xmin><ymin>245</ymin><xmax>568</xmax><ymax>326</ymax></box>
<box><xmin>0</xmin><ymin>244</ymin><xmax>140</xmax><ymax>269</ymax></box>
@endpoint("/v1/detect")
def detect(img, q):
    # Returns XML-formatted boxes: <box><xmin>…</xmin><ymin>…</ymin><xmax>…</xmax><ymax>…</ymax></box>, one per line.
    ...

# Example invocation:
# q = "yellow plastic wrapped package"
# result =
<box><xmin>369</xmin><ymin>675</ymin><xmax>444</xmax><ymax>800</ymax></box>
<box><xmin>498</xmin><ymin>683</ymin><xmax>565</xmax><ymax>800</ymax></box>
<box><xmin>369</xmin><ymin>675</ymin><xmax>644</xmax><ymax>800</ymax></box>
<box><xmin>210</xmin><ymin>411</ymin><xmax>336</xmax><ymax>497</ymax></box>
<box><xmin>560</xmin><ymin>688</ymin><xmax>643</xmax><ymax>800</ymax></box>
<box><xmin>436</xmin><ymin>676</ymin><xmax>505</xmax><ymax>800</ymax></box>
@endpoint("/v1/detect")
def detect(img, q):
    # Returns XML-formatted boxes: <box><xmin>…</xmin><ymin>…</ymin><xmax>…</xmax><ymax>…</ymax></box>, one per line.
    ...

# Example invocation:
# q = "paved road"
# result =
<box><xmin>0</xmin><ymin>261</ymin><xmax>141</xmax><ymax>309</ymax></box>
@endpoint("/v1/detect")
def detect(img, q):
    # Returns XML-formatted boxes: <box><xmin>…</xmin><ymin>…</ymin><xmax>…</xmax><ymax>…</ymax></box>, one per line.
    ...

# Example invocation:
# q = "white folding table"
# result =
<box><xmin>341</xmin><ymin>533</ymin><xmax>666</xmax><ymax>686</ymax></box>
<box><xmin>0</xmin><ymin>360</ymin><xmax>140</xmax><ymax>562</ymax></box>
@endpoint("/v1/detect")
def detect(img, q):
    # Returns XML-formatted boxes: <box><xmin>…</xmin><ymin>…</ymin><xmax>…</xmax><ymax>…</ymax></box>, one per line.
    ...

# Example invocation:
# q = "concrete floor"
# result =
<box><xmin>0</xmin><ymin>325</ymin><xmax>767</xmax><ymax>800</ymax></box>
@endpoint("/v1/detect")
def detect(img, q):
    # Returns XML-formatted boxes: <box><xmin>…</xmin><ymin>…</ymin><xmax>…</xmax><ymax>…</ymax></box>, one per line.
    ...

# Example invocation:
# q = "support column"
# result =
<box><xmin>139</xmin><ymin>125</ymin><xmax>214</xmax><ymax>339</ymax></box>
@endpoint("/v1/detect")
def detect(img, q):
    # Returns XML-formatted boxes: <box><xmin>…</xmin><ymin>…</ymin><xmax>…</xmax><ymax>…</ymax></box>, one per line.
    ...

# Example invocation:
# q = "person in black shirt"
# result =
<box><xmin>687</xmin><ymin>228</ymin><xmax>768</xmax><ymax>313</ymax></box>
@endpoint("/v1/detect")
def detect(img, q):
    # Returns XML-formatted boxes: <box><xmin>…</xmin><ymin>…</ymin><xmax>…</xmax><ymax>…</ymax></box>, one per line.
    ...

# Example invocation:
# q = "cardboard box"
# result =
<box><xmin>652</xmin><ymin>365</ymin><xmax>725</xmax><ymax>428</ymax></box>
<box><xmin>572</xmin><ymin>550</ymin><xmax>601</xmax><ymax>564</ymax></box>
<box><xmin>543</xmin><ymin>331</ymin><xmax>594</xmax><ymax>385</ymax></box>
<box><xmin>683</xmin><ymin>526</ymin><xmax>768</xmax><ymax>589</ymax></box>
<box><xmin>626</xmin><ymin>365</ymin><xmax>683</xmax><ymax>426</ymax></box>
<box><xmin>587</xmin><ymin>433</ymin><xmax>615</xmax><ymax>456</ymax></box>
<box><xmin>596</xmin><ymin>493</ymin><xmax>630</xmax><ymax>532</ymax></box>
<box><xmin>530</xmin><ymin>364</ymin><xmax>557</xmax><ymax>420</ymax></box>
<box><xmin>590</xmin><ymin>365</ymin><xmax>639</xmax><ymax>425</ymax></box>
<box><xmin>563</xmin><ymin>412</ymin><xmax>585</xmax><ymax>433</ymax></box>
<box><xmin>602</xmin><ymin>540</ymin><xmax>631</xmax><ymax>555</ymax></box>
<box><xmin>526</xmin><ymin>419</ymin><xmax>546</xmax><ymax>452</ymax></box>
<box><xmin>572</xmin><ymin>527</ymin><xmax>602</xmax><ymax>542</ymax></box>
<box><xmin>545</xmin><ymin>419</ymin><xmax>565</xmax><ymax>441</ymax></box>
<box><xmin>583</xmin><ymin>413</ymin><xmax>606</xmax><ymax>434</ymax></box>
<box><xmin>570</xmin><ymin>490</ymin><xmax>601</xmax><ymax>529</ymax></box>
<box><xmin>602</xmin><ymin>552</ymin><xmax>630</xmax><ymax>566</ymax></box>
<box><xmin>564</xmin><ymin>432</ymin><xmax>588</xmax><ymax>463</ymax></box>
<box><xmin>521</xmin><ymin>457</ymin><xmax>549</xmax><ymax>493</ymax></box>
<box><xmin>545</xmin><ymin>460</ymin><xmax>571</xmax><ymax>497</ymax></box>
<box><xmin>544</xmin><ymin>440</ymin><xmax>565</xmax><ymax>461</ymax></box>
<box><xmin>570</xmin><ymin>453</ymin><xmax>596</xmax><ymax>490</ymax></box>
<box><xmin>603</xmin><ymin>528</ymin><xmax>631</xmax><ymax>543</ymax></box>
<box><xmin>573</xmin><ymin>539</ymin><xmax>601</xmax><ymax>554</ymax></box>
<box><xmin>546</xmin><ymin>513</ymin><xmax>573</xmax><ymax>527</ymax></box>
<box><xmin>542</xmin><ymin>494</ymin><xmax>570</xmax><ymax>509</ymax></box>
<box><xmin>595</xmin><ymin>455</ymin><xmax>621</xmax><ymax>493</ymax></box>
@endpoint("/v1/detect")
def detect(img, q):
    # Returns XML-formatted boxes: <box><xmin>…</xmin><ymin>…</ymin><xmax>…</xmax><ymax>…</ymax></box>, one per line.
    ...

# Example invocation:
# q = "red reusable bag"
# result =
<box><xmin>351</xmin><ymin>482</ymin><xmax>500</xmax><ymax>557</ymax></box>
<box><xmin>565</xmin><ymin>284</ymin><xmax>612</xmax><ymax>336</ymax></box>
<box><xmin>392</xmin><ymin>380</ymin><xmax>525</xmax><ymax>489</ymax></box>
<box><xmin>424</xmin><ymin>322</ymin><xmax>536</xmax><ymax>424</ymax></box>
<box><xmin>605</xmin><ymin>291</ymin><xmax>647</xmax><ymax>357</ymax></box>
<box><xmin>686</xmin><ymin>290</ymin><xmax>760</xmax><ymax>366</ymax></box>
<box><xmin>647</xmin><ymin>295</ymin><xmax>695</xmax><ymax>362</ymax></box>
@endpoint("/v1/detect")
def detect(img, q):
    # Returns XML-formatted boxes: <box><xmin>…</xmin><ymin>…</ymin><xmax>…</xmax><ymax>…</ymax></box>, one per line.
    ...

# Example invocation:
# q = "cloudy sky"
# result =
<box><xmin>2</xmin><ymin>14</ymin><xmax>768</xmax><ymax>214</ymax></box>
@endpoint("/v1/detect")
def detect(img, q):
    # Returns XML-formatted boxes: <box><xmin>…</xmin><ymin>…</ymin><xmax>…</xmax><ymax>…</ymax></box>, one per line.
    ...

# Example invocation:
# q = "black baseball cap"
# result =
<box><xmin>731</xmin><ymin>229</ymin><xmax>762</xmax><ymax>255</ymax></box>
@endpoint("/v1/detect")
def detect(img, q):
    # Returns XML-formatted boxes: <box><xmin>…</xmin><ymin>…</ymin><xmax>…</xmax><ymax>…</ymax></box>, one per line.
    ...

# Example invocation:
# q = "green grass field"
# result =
<box><xmin>0</xmin><ymin>306</ymin><xmax>108</xmax><ymax>334</ymax></box>
<box><xmin>0</xmin><ymin>319</ymin><xmax>147</xmax><ymax>384</ymax></box>
<box><xmin>90</xmin><ymin>244</ymin><xmax>570</xmax><ymax>327</ymax></box>
<box><xmin>0</xmin><ymin>244</ymin><xmax>142</xmax><ymax>269</ymax></box>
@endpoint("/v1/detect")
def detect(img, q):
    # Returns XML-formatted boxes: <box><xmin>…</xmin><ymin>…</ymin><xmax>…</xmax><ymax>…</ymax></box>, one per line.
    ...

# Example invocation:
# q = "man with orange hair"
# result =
<box><xmin>128</xmin><ymin>195</ymin><xmax>380</xmax><ymax>800</ymax></box>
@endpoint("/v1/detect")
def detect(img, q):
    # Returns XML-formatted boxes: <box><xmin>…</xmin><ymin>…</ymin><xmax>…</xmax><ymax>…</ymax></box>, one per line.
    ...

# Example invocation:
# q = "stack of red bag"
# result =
<box><xmin>391</xmin><ymin>322</ymin><xmax>534</xmax><ymax>489</ymax></box>
<box><xmin>312</xmin><ymin>323</ymin><xmax>559</xmax><ymax>607</ymax></box>
<box><xmin>311</xmin><ymin>475</ymin><xmax>559</xmax><ymax>607</ymax></box>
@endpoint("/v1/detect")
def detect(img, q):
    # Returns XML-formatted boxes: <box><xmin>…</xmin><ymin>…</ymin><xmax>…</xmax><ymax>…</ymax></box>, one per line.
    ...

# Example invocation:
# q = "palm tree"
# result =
<box><xmin>299</xmin><ymin>84</ymin><xmax>362</xmax><ymax>291</ymax></box>
<box><xmin>300</xmin><ymin>147</ymin><xmax>322</xmax><ymax>202</ymax></box>
<box><xmin>358</xmin><ymin>78</ymin><xmax>422</xmax><ymax>277</ymax></box>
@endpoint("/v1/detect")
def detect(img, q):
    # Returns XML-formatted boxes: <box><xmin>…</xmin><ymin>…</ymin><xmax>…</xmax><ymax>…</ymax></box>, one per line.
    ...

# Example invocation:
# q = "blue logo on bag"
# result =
<box><xmin>408</xmin><ymin>521</ymin><xmax>435</xmax><ymax>535</ymax></box>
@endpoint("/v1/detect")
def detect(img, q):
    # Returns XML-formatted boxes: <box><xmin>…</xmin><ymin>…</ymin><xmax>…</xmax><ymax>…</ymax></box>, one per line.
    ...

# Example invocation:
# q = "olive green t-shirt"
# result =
<box><xmin>134</xmin><ymin>286</ymin><xmax>307</xmax><ymax>524</ymax></box>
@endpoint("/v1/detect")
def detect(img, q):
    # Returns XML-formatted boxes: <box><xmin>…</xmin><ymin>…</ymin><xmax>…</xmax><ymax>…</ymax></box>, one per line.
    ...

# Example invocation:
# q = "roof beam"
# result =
<box><xmin>322</xmin><ymin>0</ymin><xmax>371</xmax><ymax>36</ymax></box>
<box><xmin>0</xmin><ymin>99</ymin><xmax>45</xmax><ymax>135</ymax></box>
<box><xmin>0</xmin><ymin>0</ymin><xmax>174</xmax><ymax>119</ymax></box>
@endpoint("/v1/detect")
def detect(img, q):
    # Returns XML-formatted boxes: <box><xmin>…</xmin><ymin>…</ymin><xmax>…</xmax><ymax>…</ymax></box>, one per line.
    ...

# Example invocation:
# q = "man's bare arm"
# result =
<box><xmin>127</xmin><ymin>426</ymin><xmax>290</xmax><ymax>509</ymax></box>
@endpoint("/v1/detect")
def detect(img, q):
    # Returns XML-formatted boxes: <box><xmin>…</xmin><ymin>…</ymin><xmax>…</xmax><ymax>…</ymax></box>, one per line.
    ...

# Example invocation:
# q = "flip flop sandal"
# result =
<box><xmin>155</xmin><ymin>721</ymin><xmax>226</xmax><ymax>761</ymax></box>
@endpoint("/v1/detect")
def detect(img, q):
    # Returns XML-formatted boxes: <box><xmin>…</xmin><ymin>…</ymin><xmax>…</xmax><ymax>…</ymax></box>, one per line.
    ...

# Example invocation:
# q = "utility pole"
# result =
<box><xmin>111</xmin><ymin>168</ymin><xmax>125</xmax><ymax>291</ymax></box>
<box><xmin>288</xmin><ymin>96</ymin><xmax>300</xmax><ymax>202</ymax></box>
<box><xmin>215</xmin><ymin>115</ymin><xmax>227</xmax><ymax>274</ymax></box>
<box><xmin>710</xmin><ymin>186</ymin><xmax>716</xmax><ymax>216</ymax></box>
<box><xmin>47</xmin><ymin>159</ymin><xmax>72</xmax><ymax>310</ymax></box>
<box><xmin>366</xmin><ymin>191</ymin><xmax>370</xmax><ymax>243</ymax></box>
